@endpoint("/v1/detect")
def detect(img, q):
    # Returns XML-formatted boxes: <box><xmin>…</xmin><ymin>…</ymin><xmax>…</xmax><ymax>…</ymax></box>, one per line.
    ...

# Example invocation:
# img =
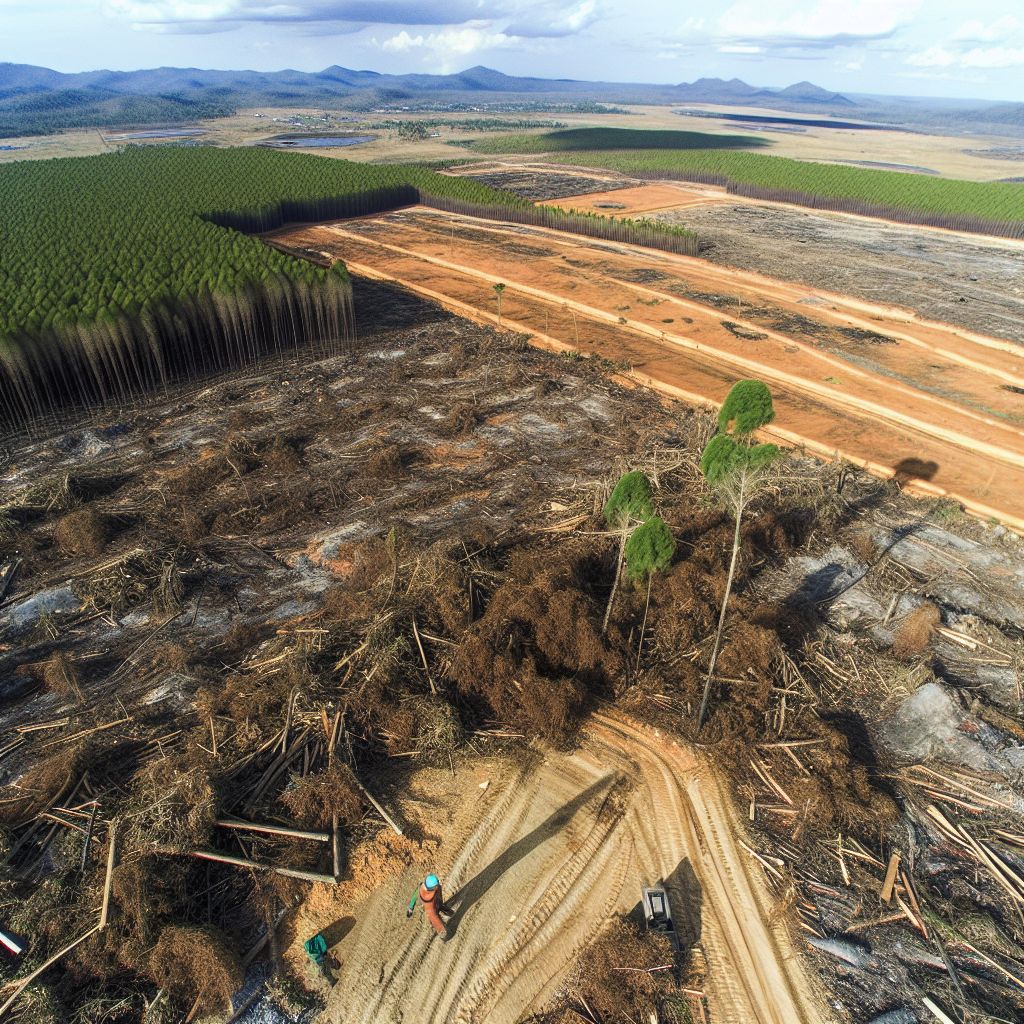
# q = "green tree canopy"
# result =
<box><xmin>603</xmin><ymin>471</ymin><xmax>654</xmax><ymax>528</ymax></box>
<box><xmin>716</xmin><ymin>379</ymin><xmax>776</xmax><ymax>435</ymax></box>
<box><xmin>624</xmin><ymin>516</ymin><xmax>676</xmax><ymax>581</ymax></box>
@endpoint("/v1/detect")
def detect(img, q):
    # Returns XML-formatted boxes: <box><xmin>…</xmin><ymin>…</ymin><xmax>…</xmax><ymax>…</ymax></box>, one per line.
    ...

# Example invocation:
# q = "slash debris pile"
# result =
<box><xmin>0</xmin><ymin>280</ymin><xmax>1021</xmax><ymax>1023</ymax></box>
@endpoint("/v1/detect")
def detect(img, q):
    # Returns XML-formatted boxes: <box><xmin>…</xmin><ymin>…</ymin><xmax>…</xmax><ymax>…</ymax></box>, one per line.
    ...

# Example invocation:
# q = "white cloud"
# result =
<box><xmin>905</xmin><ymin>46</ymin><xmax>957</xmax><ymax>68</ymax></box>
<box><xmin>960</xmin><ymin>46</ymin><xmax>1024</xmax><ymax>69</ymax></box>
<box><xmin>718</xmin><ymin>44</ymin><xmax>761</xmax><ymax>54</ymax></box>
<box><xmin>378</xmin><ymin>24</ymin><xmax>520</xmax><ymax>70</ymax></box>
<box><xmin>906</xmin><ymin>42</ymin><xmax>1024</xmax><ymax>71</ymax></box>
<box><xmin>382</xmin><ymin>27</ymin><xmax>513</xmax><ymax>55</ymax></box>
<box><xmin>507</xmin><ymin>0</ymin><xmax>605</xmax><ymax>39</ymax></box>
<box><xmin>952</xmin><ymin>16</ymin><xmax>1021</xmax><ymax>43</ymax></box>
<box><xmin>717</xmin><ymin>0</ymin><xmax>921</xmax><ymax>47</ymax></box>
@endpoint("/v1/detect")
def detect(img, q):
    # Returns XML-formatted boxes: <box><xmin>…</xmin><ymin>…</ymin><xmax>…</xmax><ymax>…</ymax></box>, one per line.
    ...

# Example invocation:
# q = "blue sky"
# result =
<box><xmin>3</xmin><ymin>1</ymin><xmax>1023</xmax><ymax>101</ymax></box>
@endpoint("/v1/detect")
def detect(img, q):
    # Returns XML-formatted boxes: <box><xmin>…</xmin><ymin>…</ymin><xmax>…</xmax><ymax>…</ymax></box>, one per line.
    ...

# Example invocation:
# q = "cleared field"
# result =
<box><xmin>450</xmin><ymin>163</ymin><xmax>1024</xmax><ymax>344</ymax></box>
<box><xmin>324</xmin><ymin>712</ymin><xmax>825</xmax><ymax>1024</ymax></box>
<box><xmin>543</xmin><ymin>181</ymin><xmax>725</xmax><ymax>215</ymax></box>
<box><xmin>273</xmin><ymin>207</ymin><xmax>1024</xmax><ymax>527</ymax></box>
<box><xmin>469</xmin><ymin>129</ymin><xmax>1024</xmax><ymax>237</ymax></box>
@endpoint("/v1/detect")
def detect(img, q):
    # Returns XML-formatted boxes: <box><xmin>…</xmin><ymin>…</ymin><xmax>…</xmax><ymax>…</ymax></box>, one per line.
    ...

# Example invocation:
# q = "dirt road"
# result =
<box><xmin>273</xmin><ymin>208</ymin><xmax>1024</xmax><ymax>527</ymax></box>
<box><xmin>449</xmin><ymin>164</ymin><xmax>1024</xmax><ymax>346</ymax></box>
<box><xmin>325</xmin><ymin>713</ymin><xmax>826</xmax><ymax>1024</ymax></box>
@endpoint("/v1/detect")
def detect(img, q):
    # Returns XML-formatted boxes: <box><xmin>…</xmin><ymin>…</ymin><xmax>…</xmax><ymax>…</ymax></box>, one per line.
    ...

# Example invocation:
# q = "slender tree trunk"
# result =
<box><xmin>603</xmin><ymin>526</ymin><xmax>628</xmax><ymax>635</ymax></box>
<box><xmin>698</xmin><ymin>471</ymin><xmax>746</xmax><ymax>730</ymax></box>
<box><xmin>635</xmin><ymin>573</ymin><xmax>653</xmax><ymax>673</ymax></box>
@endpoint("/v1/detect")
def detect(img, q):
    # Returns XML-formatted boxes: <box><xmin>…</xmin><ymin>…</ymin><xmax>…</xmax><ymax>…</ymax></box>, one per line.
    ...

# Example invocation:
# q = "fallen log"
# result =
<box><xmin>184</xmin><ymin>849</ymin><xmax>337</xmax><ymax>885</ymax></box>
<box><xmin>215</xmin><ymin>818</ymin><xmax>330</xmax><ymax>843</ymax></box>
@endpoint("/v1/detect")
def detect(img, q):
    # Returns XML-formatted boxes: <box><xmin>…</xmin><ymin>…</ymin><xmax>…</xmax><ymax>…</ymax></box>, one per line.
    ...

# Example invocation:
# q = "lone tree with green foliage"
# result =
<box><xmin>625</xmin><ymin>514</ymin><xmax>676</xmax><ymax>666</ymax></box>
<box><xmin>602</xmin><ymin>471</ymin><xmax>675</xmax><ymax>635</ymax></box>
<box><xmin>493</xmin><ymin>282</ymin><xmax>507</xmax><ymax>328</ymax></box>
<box><xmin>698</xmin><ymin>380</ymin><xmax>781</xmax><ymax>730</ymax></box>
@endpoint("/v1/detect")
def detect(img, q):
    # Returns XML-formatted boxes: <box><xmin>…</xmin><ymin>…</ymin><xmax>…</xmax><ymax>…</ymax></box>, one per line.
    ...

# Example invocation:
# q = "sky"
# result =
<box><xmin>3</xmin><ymin>1</ymin><xmax>1023</xmax><ymax>101</ymax></box>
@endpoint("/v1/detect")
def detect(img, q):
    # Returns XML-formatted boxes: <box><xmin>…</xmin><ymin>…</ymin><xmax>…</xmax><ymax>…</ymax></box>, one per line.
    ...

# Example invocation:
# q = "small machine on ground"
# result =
<box><xmin>642</xmin><ymin>886</ymin><xmax>679</xmax><ymax>950</ymax></box>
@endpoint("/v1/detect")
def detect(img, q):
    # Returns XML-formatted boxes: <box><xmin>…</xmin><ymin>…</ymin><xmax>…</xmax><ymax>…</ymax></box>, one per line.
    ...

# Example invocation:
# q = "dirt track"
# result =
<box><xmin>326</xmin><ymin>713</ymin><xmax>826</xmax><ymax>1024</ymax></box>
<box><xmin>272</xmin><ymin>208</ymin><xmax>1024</xmax><ymax>527</ymax></box>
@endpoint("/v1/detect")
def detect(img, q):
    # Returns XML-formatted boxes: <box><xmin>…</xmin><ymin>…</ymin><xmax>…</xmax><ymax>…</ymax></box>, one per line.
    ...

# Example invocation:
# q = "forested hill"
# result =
<box><xmin>3</xmin><ymin>62</ymin><xmax>1020</xmax><ymax>139</ymax></box>
<box><xmin>0</xmin><ymin>62</ymin><xmax>860</xmax><ymax>137</ymax></box>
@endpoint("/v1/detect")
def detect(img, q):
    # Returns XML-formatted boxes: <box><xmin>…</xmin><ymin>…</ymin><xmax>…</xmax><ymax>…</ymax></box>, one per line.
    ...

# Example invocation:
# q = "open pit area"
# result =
<box><xmin>2</xmin><ymin>272</ymin><xmax>1024</xmax><ymax>1024</ymax></box>
<box><xmin>271</xmin><ymin>205</ymin><xmax>1024</xmax><ymax>528</ymax></box>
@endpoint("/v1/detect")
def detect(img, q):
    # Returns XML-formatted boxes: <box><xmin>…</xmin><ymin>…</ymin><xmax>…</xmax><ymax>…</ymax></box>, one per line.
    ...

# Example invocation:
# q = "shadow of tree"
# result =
<box><xmin>894</xmin><ymin>457</ymin><xmax>939</xmax><ymax>485</ymax></box>
<box><xmin>444</xmin><ymin>774</ymin><xmax>617</xmax><ymax>939</ymax></box>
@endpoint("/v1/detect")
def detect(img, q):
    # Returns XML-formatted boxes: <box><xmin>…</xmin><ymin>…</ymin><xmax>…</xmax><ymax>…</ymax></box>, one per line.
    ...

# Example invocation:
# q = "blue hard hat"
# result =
<box><xmin>425</xmin><ymin>874</ymin><xmax>439</xmax><ymax>890</ymax></box>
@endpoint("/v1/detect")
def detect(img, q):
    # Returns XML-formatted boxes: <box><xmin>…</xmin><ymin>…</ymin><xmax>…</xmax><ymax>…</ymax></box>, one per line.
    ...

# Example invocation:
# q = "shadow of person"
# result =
<box><xmin>323</xmin><ymin>915</ymin><xmax>357</xmax><ymax>947</ymax></box>
<box><xmin>443</xmin><ymin>774</ymin><xmax>617</xmax><ymax>939</ymax></box>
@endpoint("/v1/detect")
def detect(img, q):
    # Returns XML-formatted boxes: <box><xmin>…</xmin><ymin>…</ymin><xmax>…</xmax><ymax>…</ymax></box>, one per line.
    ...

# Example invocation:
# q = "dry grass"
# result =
<box><xmin>0</xmin><ymin>742</ymin><xmax>91</xmax><ymax>826</ymax></box>
<box><xmin>41</xmin><ymin>651</ymin><xmax>84</xmax><ymax>701</ymax></box>
<box><xmin>148</xmin><ymin>924</ymin><xmax>243</xmax><ymax>1015</ymax></box>
<box><xmin>280</xmin><ymin>763</ymin><xmax>364</xmax><ymax>830</ymax></box>
<box><xmin>381</xmin><ymin>695</ymin><xmax>465</xmax><ymax>759</ymax></box>
<box><xmin>892</xmin><ymin>601</ymin><xmax>941</xmax><ymax>660</ymax></box>
<box><xmin>848</xmin><ymin>529</ymin><xmax>879</xmax><ymax>564</ymax></box>
<box><xmin>440</xmin><ymin>402</ymin><xmax>480</xmax><ymax>437</ymax></box>
<box><xmin>53</xmin><ymin>508</ymin><xmax>108</xmax><ymax>557</ymax></box>
<box><xmin>122</xmin><ymin>756</ymin><xmax>216</xmax><ymax>854</ymax></box>
<box><xmin>449</xmin><ymin>544</ymin><xmax>621</xmax><ymax>743</ymax></box>
<box><xmin>262</xmin><ymin>435</ymin><xmax>304</xmax><ymax>475</ymax></box>
<box><xmin>364</xmin><ymin>443</ymin><xmax>404</xmax><ymax>479</ymax></box>
<box><xmin>538</xmin><ymin>915</ymin><xmax>679</xmax><ymax>1023</ymax></box>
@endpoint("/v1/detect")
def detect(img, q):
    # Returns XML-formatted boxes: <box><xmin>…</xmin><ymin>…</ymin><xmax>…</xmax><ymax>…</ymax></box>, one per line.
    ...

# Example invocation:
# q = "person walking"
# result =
<box><xmin>407</xmin><ymin>874</ymin><xmax>452</xmax><ymax>940</ymax></box>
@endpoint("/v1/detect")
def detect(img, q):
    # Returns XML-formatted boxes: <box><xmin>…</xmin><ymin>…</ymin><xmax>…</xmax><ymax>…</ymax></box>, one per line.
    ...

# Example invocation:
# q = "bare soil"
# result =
<box><xmin>452</xmin><ymin>165</ymin><xmax>1024</xmax><ymax>346</ymax></box>
<box><xmin>272</xmin><ymin>208</ymin><xmax>1024</xmax><ymax>527</ymax></box>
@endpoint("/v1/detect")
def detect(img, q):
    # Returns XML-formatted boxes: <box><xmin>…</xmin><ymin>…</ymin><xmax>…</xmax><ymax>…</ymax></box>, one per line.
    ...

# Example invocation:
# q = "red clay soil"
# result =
<box><xmin>271</xmin><ymin>208</ymin><xmax>1024</xmax><ymax>527</ymax></box>
<box><xmin>544</xmin><ymin>182</ymin><xmax>726</xmax><ymax>215</ymax></box>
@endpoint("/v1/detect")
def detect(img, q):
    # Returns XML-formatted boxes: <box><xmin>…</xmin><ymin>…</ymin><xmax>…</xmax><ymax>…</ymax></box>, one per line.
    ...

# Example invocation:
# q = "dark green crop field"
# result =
<box><xmin>470</xmin><ymin>128</ymin><xmax>1024</xmax><ymax>236</ymax></box>
<box><xmin>471</xmin><ymin>127</ymin><xmax>765</xmax><ymax>153</ymax></box>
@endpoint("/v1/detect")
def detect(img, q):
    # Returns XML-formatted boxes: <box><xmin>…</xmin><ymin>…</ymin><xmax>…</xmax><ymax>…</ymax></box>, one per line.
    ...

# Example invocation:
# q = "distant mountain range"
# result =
<box><xmin>0</xmin><ymin>62</ymin><xmax>855</xmax><ymax>105</ymax></box>
<box><xmin>0</xmin><ymin>61</ymin><xmax>1019</xmax><ymax>138</ymax></box>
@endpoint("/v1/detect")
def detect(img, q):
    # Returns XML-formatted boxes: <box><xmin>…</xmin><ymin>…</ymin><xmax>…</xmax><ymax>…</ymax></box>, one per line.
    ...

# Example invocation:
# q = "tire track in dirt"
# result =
<box><xmin>320</xmin><ymin>220</ymin><xmax>1024</xmax><ymax>463</ymax></box>
<box><xmin>273</xmin><ymin>211</ymin><xmax>1024</xmax><ymax>525</ymax></box>
<box><xmin>326</xmin><ymin>713</ymin><xmax>828</xmax><ymax>1024</ymax></box>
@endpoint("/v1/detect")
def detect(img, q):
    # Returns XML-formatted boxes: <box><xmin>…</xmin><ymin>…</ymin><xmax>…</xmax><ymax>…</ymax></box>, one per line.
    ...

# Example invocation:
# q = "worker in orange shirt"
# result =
<box><xmin>407</xmin><ymin>873</ymin><xmax>452</xmax><ymax>940</ymax></box>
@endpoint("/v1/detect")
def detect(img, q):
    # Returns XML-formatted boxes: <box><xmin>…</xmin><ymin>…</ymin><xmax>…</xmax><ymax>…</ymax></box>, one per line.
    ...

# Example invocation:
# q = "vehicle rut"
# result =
<box><xmin>325</xmin><ymin>712</ymin><xmax>828</xmax><ymax>1024</ymax></box>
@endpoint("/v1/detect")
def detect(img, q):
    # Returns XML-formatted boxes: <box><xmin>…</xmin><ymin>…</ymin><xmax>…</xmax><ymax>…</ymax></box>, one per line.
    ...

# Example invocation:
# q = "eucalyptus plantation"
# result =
<box><xmin>0</xmin><ymin>147</ymin><xmax>699</xmax><ymax>430</ymax></box>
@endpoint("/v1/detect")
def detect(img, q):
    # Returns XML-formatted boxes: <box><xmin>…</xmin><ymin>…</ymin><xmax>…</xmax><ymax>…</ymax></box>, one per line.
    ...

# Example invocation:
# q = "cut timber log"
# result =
<box><xmin>0</xmin><ymin>924</ymin><xmax>101</xmax><ymax>1016</ymax></box>
<box><xmin>881</xmin><ymin>852</ymin><xmax>901</xmax><ymax>904</ymax></box>
<box><xmin>215</xmin><ymin>818</ymin><xmax>330</xmax><ymax>842</ymax></box>
<box><xmin>332</xmin><ymin>813</ymin><xmax>340</xmax><ymax>880</ymax></box>
<box><xmin>353</xmin><ymin>778</ymin><xmax>403</xmax><ymax>836</ymax></box>
<box><xmin>922</xmin><ymin>996</ymin><xmax>958</xmax><ymax>1024</ymax></box>
<box><xmin>99</xmin><ymin>822</ymin><xmax>117</xmax><ymax>928</ymax></box>
<box><xmin>185</xmin><ymin>849</ymin><xmax>337</xmax><ymax>885</ymax></box>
